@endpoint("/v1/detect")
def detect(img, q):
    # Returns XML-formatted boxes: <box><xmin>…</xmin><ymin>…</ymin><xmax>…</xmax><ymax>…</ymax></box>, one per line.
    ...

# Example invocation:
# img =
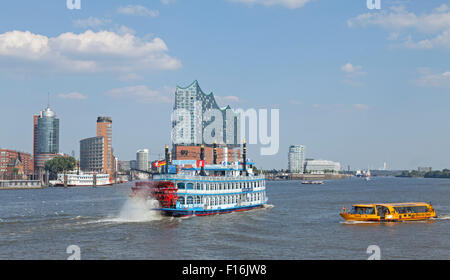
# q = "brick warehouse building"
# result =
<box><xmin>0</xmin><ymin>149</ymin><xmax>34</xmax><ymax>179</ymax></box>
<box><xmin>174</xmin><ymin>145</ymin><xmax>241</xmax><ymax>165</ymax></box>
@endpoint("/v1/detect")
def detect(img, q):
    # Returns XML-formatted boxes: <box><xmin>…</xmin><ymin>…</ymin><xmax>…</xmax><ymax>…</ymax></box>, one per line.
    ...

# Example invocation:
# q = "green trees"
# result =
<box><xmin>44</xmin><ymin>156</ymin><xmax>76</xmax><ymax>179</ymax></box>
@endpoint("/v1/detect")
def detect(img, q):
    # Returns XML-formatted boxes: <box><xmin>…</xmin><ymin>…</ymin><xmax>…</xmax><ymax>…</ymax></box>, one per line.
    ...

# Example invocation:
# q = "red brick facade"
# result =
<box><xmin>0</xmin><ymin>149</ymin><xmax>33</xmax><ymax>178</ymax></box>
<box><xmin>173</xmin><ymin>145</ymin><xmax>241</xmax><ymax>165</ymax></box>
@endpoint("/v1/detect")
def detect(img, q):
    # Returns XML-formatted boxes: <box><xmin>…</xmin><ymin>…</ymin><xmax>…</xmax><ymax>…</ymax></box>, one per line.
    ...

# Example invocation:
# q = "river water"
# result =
<box><xmin>1</xmin><ymin>177</ymin><xmax>450</xmax><ymax>260</ymax></box>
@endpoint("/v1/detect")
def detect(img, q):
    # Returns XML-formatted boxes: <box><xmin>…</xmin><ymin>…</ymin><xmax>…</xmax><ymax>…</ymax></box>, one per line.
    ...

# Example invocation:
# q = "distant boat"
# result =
<box><xmin>302</xmin><ymin>180</ymin><xmax>324</xmax><ymax>185</ymax></box>
<box><xmin>54</xmin><ymin>172</ymin><xmax>111</xmax><ymax>187</ymax></box>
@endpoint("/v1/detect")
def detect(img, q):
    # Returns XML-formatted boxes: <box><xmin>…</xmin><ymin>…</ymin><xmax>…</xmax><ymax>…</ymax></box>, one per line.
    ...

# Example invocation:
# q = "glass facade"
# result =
<box><xmin>80</xmin><ymin>136</ymin><xmax>104</xmax><ymax>172</ymax></box>
<box><xmin>172</xmin><ymin>80</ymin><xmax>239</xmax><ymax>147</ymax></box>
<box><xmin>34</xmin><ymin>106</ymin><xmax>59</xmax><ymax>169</ymax></box>
<box><xmin>36</xmin><ymin>116</ymin><xmax>59</xmax><ymax>155</ymax></box>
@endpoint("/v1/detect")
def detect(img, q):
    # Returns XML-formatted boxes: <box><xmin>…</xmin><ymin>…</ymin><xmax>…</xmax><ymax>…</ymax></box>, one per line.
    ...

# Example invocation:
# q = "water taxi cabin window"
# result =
<box><xmin>350</xmin><ymin>207</ymin><xmax>375</xmax><ymax>215</ymax></box>
<box><xmin>394</xmin><ymin>206</ymin><xmax>428</xmax><ymax>214</ymax></box>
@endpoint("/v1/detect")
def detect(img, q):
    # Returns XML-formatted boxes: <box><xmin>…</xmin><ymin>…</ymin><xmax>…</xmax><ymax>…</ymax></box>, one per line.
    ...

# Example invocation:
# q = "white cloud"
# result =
<box><xmin>58</xmin><ymin>92</ymin><xmax>87</xmax><ymax>100</ymax></box>
<box><xmin>348</xmin><ymin>5</ymin><xmax>450</xmax><ymax>49</ymax></box>
<box><xmin>161</xmin><ymin>0</ymin><xmax>176</xmax><ymax>4</ymax></box>
<box><xmin>0</xmin><ymin>30</ymin><xmax>181</xmax><ymax>75</ymax></box>
<box><xmin>229</xmin><ymin>0</ymin><xmax>311</xmax><ymax>9</ymax></box>
<box><xmin>341</xmin><ymin>63</ymin><xmax>365</xmax><ymax>86</ymax></box>
<box><xmin>117</xmin><ymin>5</ymin><xmax>159</xmax><ymax>17</ymax></box>
<box><xmin>341</xmin><ymin>63</ymin><xmax>363</xmax><ymax>74</ymax></box>
<box><xmin>353</xmin><ymin>104</ymin><xmax>369</xmax><ymax>110</ymax></box>
<box><xmin>415</xmin><ymin>68</ymin><xmax>450</xmax><ymax>87</ymax></box>
<box><xmin>216</xmin><ymin>95</ymin><xmax>241</xmax><ymax>104</ymax></box>
<box><xmin>73</xmin><ymin>17</ymin><xmax>111</xmax><ymax>29</ymax></box>
<box><xmin>106</xmin><ymin>85</ymin><xmax>173</xmax><ymax>104</ymax></box>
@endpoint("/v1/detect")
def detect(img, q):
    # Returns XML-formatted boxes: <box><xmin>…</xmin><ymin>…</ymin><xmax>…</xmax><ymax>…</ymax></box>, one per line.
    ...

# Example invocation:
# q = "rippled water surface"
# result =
<box><xmin>1</xmin><ymin>177</ymin><xmax>450</xmax><ymax>260</ymax></box>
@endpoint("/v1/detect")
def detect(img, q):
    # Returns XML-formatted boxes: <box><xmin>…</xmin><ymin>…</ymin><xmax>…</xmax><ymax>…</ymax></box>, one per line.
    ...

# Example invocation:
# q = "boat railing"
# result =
<box><xmin>153</xmin><ymin>174</ymin><xmax>265</xmax><ymax>181</ymax></box>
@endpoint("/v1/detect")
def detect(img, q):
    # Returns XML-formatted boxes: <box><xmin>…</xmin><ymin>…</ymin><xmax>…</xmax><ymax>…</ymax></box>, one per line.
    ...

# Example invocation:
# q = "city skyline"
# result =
<box><xmin>1</xmin><ymin>1</ymin><xmax>450</xmax><ymax>170</ymax></box>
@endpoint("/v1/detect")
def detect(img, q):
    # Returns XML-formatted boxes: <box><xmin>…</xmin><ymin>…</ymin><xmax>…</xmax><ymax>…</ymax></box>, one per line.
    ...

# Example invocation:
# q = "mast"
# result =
<box><xmin>243</xmin><ymin>139</ymin><xmax>248</xmax><ymax>176</ymax></box>
<box><xmin>200</xmin><ymin>144</ymin><xmax>206</xmax><ymax>176</ymax></box>
<box><xmin>165</xmin><ymin>145</ymin><xmax>169</xmax><ymax>174</ymax></box>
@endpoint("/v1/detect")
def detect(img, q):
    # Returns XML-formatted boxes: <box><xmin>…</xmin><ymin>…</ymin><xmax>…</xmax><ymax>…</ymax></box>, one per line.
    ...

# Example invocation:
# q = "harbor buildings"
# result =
<box><xmin>288</xmin><ymin>145</ymin><xmax>306</xmax><ymax>173</ymax></box>
<box><xmin>136</xmin><ymin>149</ymin><xmax>149</xmax><ymax>171</ymax></box>
<box><xmin>304</xmin><ymin>159</ymin><xmax>341</xmax><ymax>174</ymax></box>
<box><xmin>80</xmin><ymin>136</ymin><xmax>105</xmax><ymax>173</ymax></box>
<box><xmin>0</xmin><ymin>149</ymin><xmax>33</xmax><ymax>180</ymax></box>
<box><xmin>33</xmin><ymin>105</ymin><xmax>59</xmax><ymax>173</ymax></box>
<box><xmin>79</xmin><ymin>117</ymin><xmax>115</xmax><ymax>182</ymax></box>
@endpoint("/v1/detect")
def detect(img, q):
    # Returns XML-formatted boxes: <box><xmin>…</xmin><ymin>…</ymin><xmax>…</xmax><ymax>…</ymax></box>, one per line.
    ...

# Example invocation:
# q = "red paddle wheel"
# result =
<box><xmin>151</xmin><ymin>181</ymin><xmax>178</xmax><ymax>208</ymax></box>
<box><xmin>130</xmin><ymin>181</ymin><xmax>178</xmax><ymax>209</ymax></box>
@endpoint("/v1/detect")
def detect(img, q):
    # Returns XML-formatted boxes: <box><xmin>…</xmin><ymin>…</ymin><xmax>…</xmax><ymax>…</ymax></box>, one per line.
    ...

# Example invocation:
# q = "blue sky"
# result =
<box><xmin>1</xmin><ymin>0</ymin><xmax>450</xmax><ymax>170</ymax></box>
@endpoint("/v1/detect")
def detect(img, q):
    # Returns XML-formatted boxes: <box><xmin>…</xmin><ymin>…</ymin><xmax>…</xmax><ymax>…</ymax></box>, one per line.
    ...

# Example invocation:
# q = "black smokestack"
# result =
<box><xmin>213</xmin><ymin>140</ymin><xmax>217</xmax><ymax>165</ymax></box>
<box><xmin>200</xmin><ymin>144</ymin><xmax>206</xmax><ymax>176</ymax></box>
<box><xmin>243</xmin><ymin>139</ymin><xmax>248</xmax><ymax>176</ymax></box>
<box><xmin>165</xmin><ymin>145</ymin><xmax>169</xmax><ymax>174</ymax></box>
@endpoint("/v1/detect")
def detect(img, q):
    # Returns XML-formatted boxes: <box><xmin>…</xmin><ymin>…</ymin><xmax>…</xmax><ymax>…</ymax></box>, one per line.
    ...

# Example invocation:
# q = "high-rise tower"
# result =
<box><xmin>96</xmin><ymin>116</ymin><xmax>113</xmax><ymax>180</ymax></box>
<box><xmin>33</xmin><ymin>102</ymin><xmax>59</xmax><ymax>172</ymax></box>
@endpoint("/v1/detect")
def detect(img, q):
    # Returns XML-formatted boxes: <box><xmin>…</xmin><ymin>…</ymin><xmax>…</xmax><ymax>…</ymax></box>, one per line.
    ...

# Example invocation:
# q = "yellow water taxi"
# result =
<box><xmin>340</xmin><ymin>202</ymin><xmax>436</xmax><ymax>222</ymax></box>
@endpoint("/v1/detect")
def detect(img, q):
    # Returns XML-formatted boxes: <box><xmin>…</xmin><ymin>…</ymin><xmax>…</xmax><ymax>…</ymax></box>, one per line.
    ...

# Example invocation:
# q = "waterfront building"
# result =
<box><xmin>136</xmin><ymin>149</ymin><xmax>149</xmax><ymax>171</ymax></box>
<box><xmin>118</xmin><ymin>160</ymin><xmax>131</xmax><ymax>172</ymax></box>
<box><xmin>0</xmin><ymin>150</ymin><xmax>33</xmax><ymax>179</ymax></box>
<box><xmin>33</xmin><ymin>105</ymin><xmax>59</xmax><ymax>171</ymax></box>
<box><xmin>130</xmin><ymin>160</ymin><xmax>138</xmax><ymax>170</ymax></box>
<box><xmin>288</xmin><ymin>145</ymin><xmax>306</xmax><ymax>173</ymax></box>
<box><xmin>96</xmin><ymin>116</ymin><xmax>114</xmax><ymax>180</ymax></box>
<box><xmin>418</xmin><ymin>167</ymin><xmax>432</xmax><ymax>173</ymax></box>
<box><xmin>80</xmin><ymin>136</ymin><xmax>105</xmax><ymax>173</ymax></box>
<box><xmin>304</xmin><ymin>159</ymin><xmax>341</xmax><ymax>174</ymax></box>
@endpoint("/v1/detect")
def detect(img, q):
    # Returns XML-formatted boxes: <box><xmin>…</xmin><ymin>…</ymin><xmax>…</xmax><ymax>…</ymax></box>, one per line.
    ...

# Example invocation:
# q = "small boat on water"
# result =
<box><xmin>302</xmin><ymin>180</ymin><xmax>324</xmax><ymax>185</ymax></box>
<box><xmin>340</xmin><ymin>202</ymin><xmax>436</xmax><ymax>222</ymax></box>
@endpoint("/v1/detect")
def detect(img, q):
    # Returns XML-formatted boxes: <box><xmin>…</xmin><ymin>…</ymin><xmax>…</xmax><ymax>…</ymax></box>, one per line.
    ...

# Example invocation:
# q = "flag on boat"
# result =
<box><xmin>153</xmin><ymin>160</ymin><xmax>166</xmax><ymax>167</ymax></box>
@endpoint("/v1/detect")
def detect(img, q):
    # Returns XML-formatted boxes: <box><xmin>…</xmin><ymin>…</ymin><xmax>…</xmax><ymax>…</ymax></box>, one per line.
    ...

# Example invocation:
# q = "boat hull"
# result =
<box><xmin>157</xmin><ymin>204</ymin><xmax>265</xmax><ymax>217</ymax></box>
<box><xmin>340</xmin><ymin>212</ymin><xmax>436</xmax><ymax>222</ymax></box>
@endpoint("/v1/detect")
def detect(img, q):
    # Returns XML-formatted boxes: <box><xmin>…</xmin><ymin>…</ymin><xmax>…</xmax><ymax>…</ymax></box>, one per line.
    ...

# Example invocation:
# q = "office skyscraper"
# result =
<box><xmin>33</xmin><ymin>104</ymin><xmax>59</xmax><ymax>171</ymax></box>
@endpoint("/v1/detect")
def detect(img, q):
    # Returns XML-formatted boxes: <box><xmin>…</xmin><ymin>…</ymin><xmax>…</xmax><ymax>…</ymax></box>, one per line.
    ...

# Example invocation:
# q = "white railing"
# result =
<box><xmin>153</xmin><ymin>174</ymin><xmax>265</xmax><ymax>182</ymax></box>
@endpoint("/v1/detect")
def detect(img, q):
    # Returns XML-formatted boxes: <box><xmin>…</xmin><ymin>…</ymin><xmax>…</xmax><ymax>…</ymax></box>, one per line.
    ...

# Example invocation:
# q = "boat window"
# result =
<box><xmin>178</xmin><ymin>196</ymin><xmax>185</xmax><ymax>204</ymax></box>
<box><xmin>186</xmin><ymin>183</ymin><xmax>194</xmax><ymax>190</ymax></box>
<box><xmin>177</xmin><ymin>183</ymin><xmax>185</xmax><ymax>189</ymax></box>
<box><xmin>350</xmin><ymin>206</ymin><xmax>375</xmax><ymax>214</ymax></box>
<box><xmin>196</xmin><ymin>196</ymin><xmax>201</xmax><ymax>204</ymax></box>
<box><xmin>196</xmin><ymin>183</ymin><xmax>200</xmax><ymax>190</ymax></box>
<box><xmin>394</xmin><ymin>206</ymin><xmax>429</xmax><ymax>214</ymax></box>
<box><xmin>187</xmin><ymin>196</ymin><xmax>193</xmax><ymax>204</ymax></box>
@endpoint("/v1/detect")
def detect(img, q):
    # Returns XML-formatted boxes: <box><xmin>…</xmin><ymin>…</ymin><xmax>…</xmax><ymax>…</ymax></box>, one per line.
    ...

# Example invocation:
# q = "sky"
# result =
<box><xmin>1</xmin><ymin>0</ymin><xmax>450</xmax><ymax>170</ymax></box>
